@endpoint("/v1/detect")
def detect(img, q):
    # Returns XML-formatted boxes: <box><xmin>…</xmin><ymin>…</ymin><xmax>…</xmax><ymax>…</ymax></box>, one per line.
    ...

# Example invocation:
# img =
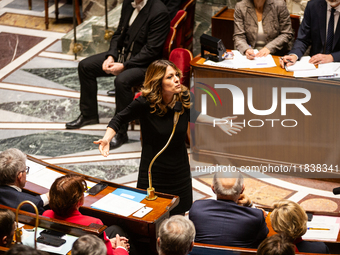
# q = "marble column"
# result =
<box><xmin>82</xmin><ymin>0</ymin><xmax>123</xmax><ymax>20</ymax></box>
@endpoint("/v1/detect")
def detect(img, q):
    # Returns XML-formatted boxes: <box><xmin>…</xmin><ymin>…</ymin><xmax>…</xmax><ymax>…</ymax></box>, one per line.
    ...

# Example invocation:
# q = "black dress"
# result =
<box><xmin>108</xmin><ymin>95</ymin><xmax>200</xmax><ymax>214</ymax></box>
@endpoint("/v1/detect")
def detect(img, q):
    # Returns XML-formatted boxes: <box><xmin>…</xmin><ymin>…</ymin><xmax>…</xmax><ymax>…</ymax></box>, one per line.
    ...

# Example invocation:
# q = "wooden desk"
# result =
<box><xmin>0</xmin><ymin>204</ymin><xmax>106</xmax><ymax>255</ymax></box>
<box><xmin>191</xmin><ymin>56</ymin><xmax>340</xmax><ymax>181</ymax></box>
<box><xmin>24</xmin><ymin>155</ymin><xmax>179</xmax><ymax>254</ymax></box>
<box><xmin>191</xmin><ymin>242</ymin><xmax>333</xmax><ymax>255</ymax></box>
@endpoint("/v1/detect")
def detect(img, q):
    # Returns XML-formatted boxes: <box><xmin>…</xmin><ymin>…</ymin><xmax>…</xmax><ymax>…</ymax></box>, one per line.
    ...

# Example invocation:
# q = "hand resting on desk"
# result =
<box><xmin>280</xmin><ymin>53</ymin><xmax>334</xmax><ymax>68</ymax></box>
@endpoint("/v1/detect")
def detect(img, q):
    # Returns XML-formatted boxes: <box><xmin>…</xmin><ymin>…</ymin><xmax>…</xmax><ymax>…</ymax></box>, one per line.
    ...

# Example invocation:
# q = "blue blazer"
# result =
<box><xmin>0</xmin><ymin>185</ymin><xmax>45</xmax><ymax>214</ymax></box>
<box><xmin>189</xmin><ymin>199</ymin><xmax>268</xmax><ymax>248</ymax></box>
<box><xmin>290</xmin><ymin>0</ymin><xmax>340</xmax><ymax>61</ymax></box>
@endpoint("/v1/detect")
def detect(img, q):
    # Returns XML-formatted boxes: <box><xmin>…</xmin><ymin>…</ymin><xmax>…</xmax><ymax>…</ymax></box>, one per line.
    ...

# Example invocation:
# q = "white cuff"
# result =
<box><xmin>289</xmin><ymin>53</ymin><xmax>299</xmax><ymax>60</ymax></box>
<box><xmin>116</xmin><ymin>246</ymin><xmax>128</xmax><ymax>251</ymax></box>
<box><xmin>40</xmin><ymin>194</ymin><xmax>49</xmax><ymax>206</ymax></box>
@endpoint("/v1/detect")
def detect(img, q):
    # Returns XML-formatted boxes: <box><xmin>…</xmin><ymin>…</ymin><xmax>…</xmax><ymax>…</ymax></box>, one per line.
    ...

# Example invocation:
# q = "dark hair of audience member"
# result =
<box><xmin>6</xmin><ymin>244</ymin><xmax>48</xmax><ymax>255</ymax></box>
<box><xmin>49</xmin><ymin>175</ymin><xmax>87</xmax><ymax>217</ymax></box>
<box><xmin>257</xmin><ymin>234</ymin><xmax>295</xmax><ymax>255</ymax></box>
<box><xmin>72</xmin><ymin>234</ymin><xmax>107</xmax><ymax>255</ymax></box>
<box><xmin>0</xmin><ymin>209</ymin><xmax>15</xmax><ymax>247</ymax></box>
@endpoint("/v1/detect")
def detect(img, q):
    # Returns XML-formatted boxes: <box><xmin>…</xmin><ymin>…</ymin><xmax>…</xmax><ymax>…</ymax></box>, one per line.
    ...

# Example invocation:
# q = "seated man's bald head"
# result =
<box><xmin>212</xmin><ymin>172</ymin><xmax>244</xmax><ymax>202</ymax></box>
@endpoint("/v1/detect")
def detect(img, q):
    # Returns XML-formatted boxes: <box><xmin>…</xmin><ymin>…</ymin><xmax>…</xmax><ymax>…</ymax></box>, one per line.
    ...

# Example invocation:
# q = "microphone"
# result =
<box><xmin>333</xmin><ymin>187</ymin><xmax>340</xmax><ymax>195</ymax></box>
<box><xmin>146</xmin><ymin>101</ymin><xmax>183</xmax><ymax>200</ymax></box>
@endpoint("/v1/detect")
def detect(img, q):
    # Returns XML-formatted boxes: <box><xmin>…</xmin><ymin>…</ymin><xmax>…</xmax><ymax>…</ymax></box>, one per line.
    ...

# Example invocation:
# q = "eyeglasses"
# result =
<box><xmin>19</xmin><ymin>166</ymin><xmax>30</xmax><ymax>175</ymax></box>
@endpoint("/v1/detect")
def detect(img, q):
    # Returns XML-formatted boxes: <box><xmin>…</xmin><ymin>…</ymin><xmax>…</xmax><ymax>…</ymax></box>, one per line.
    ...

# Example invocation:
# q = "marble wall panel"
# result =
<box><xmin>0</xmin><ymin>33</ymin><xmax>44</xmax><ymax>70</ymax></box>
<box><xmin>64</xmin><ymin>159</ymin><xmax>139</xmax><ymax>181</ymax></box>
<box><xmin>0</xmin><ymin>131</ymin><xmax>103</xmax><ymax>157</ymax></box>
<box><xmin>23</xmin><ymin>67</ymin><xmax>114</xmax><ymax>91</ymax></box>
<box><xmin>0</xmin><ymin>99</ymin><xmax>114</xmax><ymax>122</ymax></box>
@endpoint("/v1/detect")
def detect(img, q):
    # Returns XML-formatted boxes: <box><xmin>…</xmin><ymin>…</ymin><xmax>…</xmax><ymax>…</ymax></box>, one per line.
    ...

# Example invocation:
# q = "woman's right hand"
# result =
<box><xmin>113</xmin><ymin>234</ymin><xmax>130</xmax><ymax>251</ymax></box>
<box><xmin>245</xmin><ymin>48</ymin><xmax>255</xmax><ymax>60</ymax></box>
<box><xmin>93</xmin><ymin>138</ymin><xmax>110</xmax><ymax>157</ymax></box>
<box><xmin>94</xmin><ymin>127</ymin><xmax>116</xmax><ymax>157</ymax></box>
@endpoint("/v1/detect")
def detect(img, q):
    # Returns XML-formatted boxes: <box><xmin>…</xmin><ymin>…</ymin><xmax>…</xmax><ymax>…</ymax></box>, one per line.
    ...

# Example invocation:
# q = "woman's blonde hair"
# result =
<box><xmin>270</xmin><ymin>200</ymin><xmax>308</xmax><ymax>241</ymax></box>
<box><xmin>141</xmin><ymin>60</ymin><xmax>190</xmax><ymax>116</ymax></box>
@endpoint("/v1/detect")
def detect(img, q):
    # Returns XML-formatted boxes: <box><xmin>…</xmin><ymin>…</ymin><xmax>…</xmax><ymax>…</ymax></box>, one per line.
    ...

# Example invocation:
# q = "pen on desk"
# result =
<box><xmin>307</xmin><ymin>227</ymin><xmax>330</xmax><ymax>230</ymax></box>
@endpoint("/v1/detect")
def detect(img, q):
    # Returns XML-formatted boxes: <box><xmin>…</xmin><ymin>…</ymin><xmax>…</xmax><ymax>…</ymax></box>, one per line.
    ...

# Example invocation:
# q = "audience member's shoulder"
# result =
<box><xmin>152</xmin><ymin>0</ymin><xmax>169</xmax><ymax>12</ymax></box>
<box><xmin>296</xmin><ymin>240</ymin><xmax>329</xmax><ymax>254</ymax></box>
<box><xmin>135</xmin><ymin>96</ymin><xmax>149</xmax><ymax>106</ymax></box>
<box><xmin>235</xmin><ymin>0</ymin><xmax>251</xmax><ymax>9</ymax></box>
<box><xmin>190</xmin><ymin>199</ymin><xmax>213</xmax><ymax>209</ymax></box>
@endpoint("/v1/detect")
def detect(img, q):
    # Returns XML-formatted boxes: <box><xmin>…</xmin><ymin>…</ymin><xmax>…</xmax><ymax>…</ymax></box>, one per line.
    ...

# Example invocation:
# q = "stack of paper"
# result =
<box><xmin>285</xmin><ymin>56</ymin><xmax>316</xmax><ymax>72</ymax></box>
<box><xmin>318</xmin><ymin>62</ymin><xmax>340</xmax><ymax>79</ymax></box>
<box><xmin>203</xmin><ymin>50</ymin><xmax>276</xmax><ymax>69</ymax></box>
<box><xmin>302</xmin><ymin>215</ymin><xmax>340</xmax><ymax>242</ymax></box>
<box><xmin>285</xmin><ymin>56</ymin><xmax>340</xmax><ymax>78</ymax></box>
<box><xmin>91</xmin><ymin>193</ymin><xmax>145</xmax><ymax>217</ymax></box>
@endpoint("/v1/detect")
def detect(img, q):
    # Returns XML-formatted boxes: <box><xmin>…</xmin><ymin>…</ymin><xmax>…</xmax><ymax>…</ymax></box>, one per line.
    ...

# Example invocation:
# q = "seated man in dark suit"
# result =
<box><xmin>66</xmin><ymin>0</ymin><xmax>170</xmax><ymax>150</ymax></box>
<box><xmin>0</xmin><ymin>209</ymin><xmax>15</xmax><ymax>247</ymax></box>
<box><xmin>189</xmin><ymin>171</ymin><xmax>268</xmax><ymax>248</ymax></box>
<box><xmin>0</xmin><ymin>148</ymin><xmax>48</xmax><ymax>214</ymax></box>
<box><xmin>280</xmin><ymin>0</ymin><xmax>340</xmax><ymax>67</ymax></box>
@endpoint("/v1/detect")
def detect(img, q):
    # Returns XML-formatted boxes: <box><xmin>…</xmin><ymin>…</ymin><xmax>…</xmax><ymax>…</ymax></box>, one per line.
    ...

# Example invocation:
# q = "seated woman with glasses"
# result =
<box><xmin>0</xmin><ymin>148</ymin><xmax>49</xmax><ymax>214</ymax></box>
<box><xmin>43</xmin><ymin>175</ymin><xmax>129</xmax><ymax>255</ymax></box>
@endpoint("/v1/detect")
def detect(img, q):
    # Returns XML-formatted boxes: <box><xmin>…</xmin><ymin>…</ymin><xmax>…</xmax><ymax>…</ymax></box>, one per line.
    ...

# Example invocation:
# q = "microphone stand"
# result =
<box><xmin>15</xmin><ymin>200</ymin><xmax>39</xmax><ymax>249</ymax></box>
<box><xmin>146</xmin><ymin>102</ymin><xmax>182</xmax><ymax>200</ymax></box>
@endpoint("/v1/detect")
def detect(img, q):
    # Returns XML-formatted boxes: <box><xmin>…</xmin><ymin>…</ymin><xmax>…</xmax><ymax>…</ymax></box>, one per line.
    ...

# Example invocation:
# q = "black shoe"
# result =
<box><xmin>66</xmin><ymin>115</ymin><xmax>99</xmax><ymax>129</ymax></box>
<box><xmin>107</xmin><ymin>89</ymin><xmax>115</xmax><ymax>96</ymax></box>
<box><xmin>109</xmin><ymin>133</ymin><xmax>128</xmax><ymax>149</ymax></box>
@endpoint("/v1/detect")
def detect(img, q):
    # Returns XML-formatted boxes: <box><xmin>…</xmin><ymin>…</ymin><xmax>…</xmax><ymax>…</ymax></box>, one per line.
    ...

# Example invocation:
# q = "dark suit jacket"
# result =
<box><xmin>295</xmin><ymin>239</ymin><xmax>330</xmax><ymax>254</ymax></box>
<box><xmin>290</xmin><ymin>0</ymin><xmax>340</xmax><ymax>61</ymax></box>
<box><xmin>0</xmin><ymin>185</ymin><xmax>45</xmax><ymax>214</ymax></box>
<box><xmin>106</xmin><ymin>0</ymin><xmax>170</xmax><ymax>69</ymax></box>
<box><xmin>189</xmin><ymin>199</ymin><xmax>268</xmax><ymax>248</ymax></box>
<box><xmin>161</xmin><ymin>0</ymin><xmax>185</xmax><ymax>20</ymax></box>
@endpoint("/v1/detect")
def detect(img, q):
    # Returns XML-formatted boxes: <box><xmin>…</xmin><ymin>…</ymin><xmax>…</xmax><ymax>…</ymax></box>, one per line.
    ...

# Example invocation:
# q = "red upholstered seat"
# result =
<box><xmin>170</xmin><ymin>10</ymin><xmax>187</xmax><ymax>49</ymax></box>
<box><xmin>169</xmin><ymin>48</ymin><xmax>193</xmax><ymax>89</ymax></box>
<box><xmin>181</xmin><ymin>0</ymin><xmax>196</xmax><ymax>51</ymax></box>
<box><xmin>163</xmin><ymin>27</ymin><xmax>176</xmax><ymax>60</ymax></box>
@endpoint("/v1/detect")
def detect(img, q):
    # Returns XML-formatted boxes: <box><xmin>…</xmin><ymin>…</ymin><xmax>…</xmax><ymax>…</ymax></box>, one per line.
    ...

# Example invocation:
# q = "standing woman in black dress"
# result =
<box><xmin>94</xmin><ymin>60</ymin><xmax>242</xmax><ymax>215</ymax></box>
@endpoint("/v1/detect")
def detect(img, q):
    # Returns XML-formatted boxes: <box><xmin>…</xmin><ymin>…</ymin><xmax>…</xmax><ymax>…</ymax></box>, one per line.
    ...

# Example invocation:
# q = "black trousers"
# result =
<box><xmin>78</xmin><ymin>52</ymin><xmax>146</xmax><ymax>135</ymax></box>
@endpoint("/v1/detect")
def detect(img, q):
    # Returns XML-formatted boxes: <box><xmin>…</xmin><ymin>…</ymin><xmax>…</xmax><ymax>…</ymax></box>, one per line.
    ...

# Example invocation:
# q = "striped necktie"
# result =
<box><xmin>326</xmin><ymin>8</ymin><xmax>336</xmax><ymax>54</ymax></box>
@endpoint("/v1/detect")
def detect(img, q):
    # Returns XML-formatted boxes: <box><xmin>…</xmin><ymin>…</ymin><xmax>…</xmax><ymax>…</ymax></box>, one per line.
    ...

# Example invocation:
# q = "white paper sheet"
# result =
<box><xmin>26</xmin><ymin>167</ymin><xmax>96</xmax><ymax>191</ymax></box>
<box><xmin>286</xmin><ymin>56</ymin><xmax>316</xmax><ymax>72</ymax></box>
<box><xmin>317</xmin><ymin>62</ymin><xmax>340</xmax><ymax>79</ymax></box>
<box><xmin>91</xmin><ymin>193</ymin><xmax>145</xmax><ymax>217</ymax></box>
<box><xmin>302</xmin><ymin>215</ymin><xmax>340</xmax><ymax>241</ymax></box>
<box><xmin>293</xmin><ymin>61</ymin><xmax>340</xmax><ymax>78</ymax></box>
<box><xmin>26</xmin><ymin>168</ymin><xmax>64</xmax><ymax>190</ymax></box>
<box><xmin>26</xmin><ymin>159</ymin><xmax>46</xmax><ymax>174</ymax></box>
<box><xmin>203</xmin><ymin>50</ymin><xmax>276</xmax><ymax>69</ymax></box>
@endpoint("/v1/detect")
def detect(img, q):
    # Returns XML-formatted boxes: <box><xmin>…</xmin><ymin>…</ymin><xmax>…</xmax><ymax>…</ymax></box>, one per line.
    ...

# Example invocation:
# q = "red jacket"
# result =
<box><xmin>43</xmin><ymin>209</ymin><xmax>128</xmax><ymax>255</ymax></box>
